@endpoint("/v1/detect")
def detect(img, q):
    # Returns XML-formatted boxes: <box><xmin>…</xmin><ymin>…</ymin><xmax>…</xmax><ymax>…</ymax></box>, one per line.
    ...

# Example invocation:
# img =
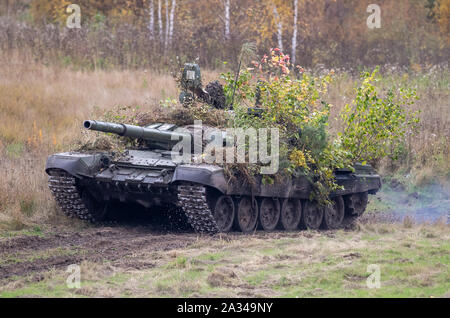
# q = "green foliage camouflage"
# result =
<box><xmin>77</xmin><ymin>49</ymin><xmax>419</xmax><ymax>204</ymax></box>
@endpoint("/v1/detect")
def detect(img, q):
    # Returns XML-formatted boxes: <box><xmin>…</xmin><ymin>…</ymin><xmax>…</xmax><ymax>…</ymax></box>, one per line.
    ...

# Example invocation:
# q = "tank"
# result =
<box><xmin>45</xmin><ymin>119</ymin><xmax>381</xmax><ymax>234</ymax></box>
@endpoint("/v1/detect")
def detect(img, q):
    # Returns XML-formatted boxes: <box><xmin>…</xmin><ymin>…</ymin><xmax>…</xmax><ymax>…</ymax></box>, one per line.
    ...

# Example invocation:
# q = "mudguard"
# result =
<box><xmin>45</xmin><ymin>152</ymin><xmax>104</xmax><ymax>177</ymax></box>
<box><xmin>172</xmin><ymin>164</ymin><xmax>228</xmax><ymax>193</ymax></box>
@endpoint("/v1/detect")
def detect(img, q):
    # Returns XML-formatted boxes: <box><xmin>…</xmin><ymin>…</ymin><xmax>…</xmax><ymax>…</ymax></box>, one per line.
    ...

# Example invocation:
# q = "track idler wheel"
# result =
<box><xmin>212</xmin><ymin>195</ymin><xmax>235</xmax><ymax>233</ymax></box>
<box><xmin>235</xmin><ymin>196</ymin><xmax>258</xmax><ymax>233</ymax></box>
<box><xmin>259</xmin><ymin>198</ymin><xmax>281</xmax><ymax>231</ymax></box>
<box><xmin>322</xmin><ymin>196</ymin><xmax>345</xmax><ymax>229</ymax></box>
<box><xmin>301</xmin><ymin>200</ymin><xmax>324</xmax><ymax>230</ymax></box>
<box><xmin>280</xmin><ymin>199</ymin><xmax>302</xmax><ymax>231</ymax></box>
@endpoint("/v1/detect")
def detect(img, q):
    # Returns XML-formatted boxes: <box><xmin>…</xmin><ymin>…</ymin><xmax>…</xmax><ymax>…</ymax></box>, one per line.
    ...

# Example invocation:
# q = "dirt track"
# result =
<box><xmin>0</xmin><ymin>224</ymin><xmax>348</xmax><ymax>284</ymax></box>
<box><xmin>0</xmin><ymin>227</ymin><xmax>203</xmax><ymax>282</ymax></box>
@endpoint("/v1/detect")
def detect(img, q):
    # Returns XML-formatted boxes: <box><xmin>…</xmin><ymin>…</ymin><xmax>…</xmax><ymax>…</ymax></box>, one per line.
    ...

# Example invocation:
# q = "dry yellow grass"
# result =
<box><xmin>0</xmin><ymin>62</ymin><xmax>174</xmax><ymax>147</ymax></box>
<box><xmin>0</xmin><ymin>60</ymin><xmax>222</xmax><ymax>149</ymax></box>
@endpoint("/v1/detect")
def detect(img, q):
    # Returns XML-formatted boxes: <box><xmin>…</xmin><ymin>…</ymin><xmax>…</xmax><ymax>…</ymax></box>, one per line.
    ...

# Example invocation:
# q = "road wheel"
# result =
<box><xmin>280</xmin><ymin>199</ymin><xmax>302</xmax><ymax>231</ymax></box>
<box><xmin>235</xmin><ymin>196</ymin><xmax>258</xmax><ymax>233</ymax></box>
<box><xmin>323</xmin><ymin>196</ymin><xmax>345</xmax><ymax>229</ymax></box>
<box><xmin>302</xmin><ymin>200</ymin><xmax>324</xmax><ymax>230</ymax></box>
<box><xmin>259</xmin><ymin>198</ymin><xmax>281</xmax><ymax>231</ymax></box>
<box><xmin>213</xmin><ymin>195</ymin><xmax>235</xmax><ymax>232</ymax></box>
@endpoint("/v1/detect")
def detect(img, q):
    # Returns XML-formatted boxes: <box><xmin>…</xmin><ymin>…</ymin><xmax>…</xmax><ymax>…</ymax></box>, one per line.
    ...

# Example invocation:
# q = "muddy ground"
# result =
<box><xmin>0</xmin><ymin>226</ymin><xmax>200</xmax><ymax>282</ymax></box>
<box><xmin>0</xmin><ymin>183</ymin><xmax>448</xmax><ymax>297</ymax></box>
<box><xmin>0</xmin><ymin>214</ymin><xmax>448</xmax><ymax>297</ymax></box>
<box><xmin>1</xmin><ymin>220</ymin><xmax>448</xmax><ymax>298</ymax></box>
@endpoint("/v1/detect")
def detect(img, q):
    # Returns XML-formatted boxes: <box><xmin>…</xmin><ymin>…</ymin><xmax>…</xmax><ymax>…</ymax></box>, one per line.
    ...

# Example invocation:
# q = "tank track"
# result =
<box><xmin>176</xmin><ymin>188</ymin><xmax>367</xmax><ymax>233</ymax></box>
<box><xmin>48</xmin><ymin>171</ymin><xmax>96</xmax><ymax>222</ymax></box>
<box><xmin>47</xmin><ymin>172</ymin><xmax>367</xmax><ymax>233</ymax></box>
<box><xmin>177</xmin><ymin>184</ymin><xmax>219</xmax><ymax>234</ymax></box>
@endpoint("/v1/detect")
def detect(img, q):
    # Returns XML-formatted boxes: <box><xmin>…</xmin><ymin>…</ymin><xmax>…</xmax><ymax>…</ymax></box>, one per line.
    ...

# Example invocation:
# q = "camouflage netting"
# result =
<box><xmin>73</xmin><ymin>101</ymin><xmax>230</xmax><ymax>153</ymax></box>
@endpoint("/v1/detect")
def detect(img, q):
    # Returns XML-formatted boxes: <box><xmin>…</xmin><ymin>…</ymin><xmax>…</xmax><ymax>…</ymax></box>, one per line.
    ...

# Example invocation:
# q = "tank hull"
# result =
<box><xmin>46</xmin><ymin>151</ymin><xmax>381</xmax><ymax>233</ymax></box>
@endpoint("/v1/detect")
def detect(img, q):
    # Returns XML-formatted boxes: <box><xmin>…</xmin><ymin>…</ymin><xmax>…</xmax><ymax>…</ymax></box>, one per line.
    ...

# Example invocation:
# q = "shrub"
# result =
<box><xmin>339</xmin><ymin>68</ymin><xmax>420</xmax><ymax>167</ymax></box>
<box><xmin>219</xmin><ymin>49</ymin><xmax>420</xmax><ymax>203</ymax></box>
<box><xmin>220</xmin><ymin>48</ymin><xmax>349</xmax><ymax>203</ymax></box>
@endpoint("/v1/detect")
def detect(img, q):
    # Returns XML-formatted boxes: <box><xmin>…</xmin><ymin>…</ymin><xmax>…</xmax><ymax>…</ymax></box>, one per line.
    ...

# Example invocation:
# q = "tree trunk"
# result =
<box><xmin>291</xmin><ymin>0</ymin><xmax>298</xmax><ymax>65</ymax></box>
<box><xmin>164</xmin><ymin>0</ymin><xmax>169</xmax><ymax>49</ymax></box>
<box><xmin>224</xmin><ymin>0</ymin><xmax>230</xmax><ymax>40</ymax></box>
<box><xmin>158</xmin><ymin>0</ymin><xmax>163</xmax><ymax>43</ymax></box>
<box><xmin>273</xmin><ymin>5</ymin><xmax>283</xmax><ymax>52</ymax></box>
<box><xmin>149</xmin><ymin>0</ymin><xmax>154</xmax><ymax>40</ymax></box>
<box><xmin>169</xmin><ymin>0</ymin><xmax>176</xmax><ymax>45</ymax></box>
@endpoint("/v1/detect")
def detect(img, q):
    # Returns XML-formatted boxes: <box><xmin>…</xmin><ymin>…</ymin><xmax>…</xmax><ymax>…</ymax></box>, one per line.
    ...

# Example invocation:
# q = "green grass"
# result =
<box><xmin>196</xmin><ymin>251</ymin><xmax>229</xmax><ymax>262</ymax></box>
<box><xmin>0</xmin><ymin>247</ymin><xmax>83</xmax><ymax>267</ymax></box>
<box><xmin>0</xmin><ymin>226</ymin><xmax>45</xmax><ymax>238</ymax></box>
<box><xmin>1</xmin><ymin>280</ymin><xmax>73</xmax><ymax>298</ymax></box>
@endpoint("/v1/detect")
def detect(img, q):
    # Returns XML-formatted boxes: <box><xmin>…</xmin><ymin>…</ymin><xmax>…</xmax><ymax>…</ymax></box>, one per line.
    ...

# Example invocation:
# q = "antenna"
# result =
<box><xmin>230</xmin><ymin>59</ymin><xmax>241</xmax><ymax>110</ymax></box>
<box><xmin>230</xmin><ymin>42</ymin><xmax>256</xmax><ymax>110</ymax></box>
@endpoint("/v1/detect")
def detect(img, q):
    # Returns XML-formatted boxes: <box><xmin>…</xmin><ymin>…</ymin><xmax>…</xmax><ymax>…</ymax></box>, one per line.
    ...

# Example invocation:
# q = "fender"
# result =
<box><xmin>172</xmin><ymin>164</ymin><xmax>228</xmax><ymax>193</ymax></box>
<box><xmin>45</xmin><ymin>152</ymin><xmax>104</xmax><ymax>177</ymax></box>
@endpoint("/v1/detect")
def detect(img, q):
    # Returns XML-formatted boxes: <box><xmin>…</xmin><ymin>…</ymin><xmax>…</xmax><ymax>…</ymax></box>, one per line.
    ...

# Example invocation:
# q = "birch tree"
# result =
<box><xmin>291</xmin><ymin>0</ymin><xmax>298</xmax><ymax>64</ymax></box>
<box><xmin>158</xmin><ymin>0</ymin><xmax>163</xmax><ymax>43</ymax></box>
<box><xmin>272</xmin><ymin>4</ymin><xmax>283</xmax><ymax>52</ymax></box>
<box><xmin>148</xmin><ymin>0</ymin><xmax>154</xmax><ymax>39</ymax></box>
<box><xmin>164</xmin><ymin>0</ymin><xmax>169</xmax><ymax>49</ymax></box>
<box><xmin>169</xmin><ymin>0</ymin><xmax>176</xmax><ymax>45</ymax></box>
<box><xmin>224</xmin><ymin>0</ymin><xmax>230</xmax><ymax>40</ymax></box>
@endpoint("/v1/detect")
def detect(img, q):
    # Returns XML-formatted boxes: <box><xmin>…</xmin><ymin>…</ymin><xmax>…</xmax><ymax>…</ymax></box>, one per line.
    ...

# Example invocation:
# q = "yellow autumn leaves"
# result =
<box><xmin>289</xmin><ymin>149</ymin><xmax>307</xmax><ymax>168</ymax></box>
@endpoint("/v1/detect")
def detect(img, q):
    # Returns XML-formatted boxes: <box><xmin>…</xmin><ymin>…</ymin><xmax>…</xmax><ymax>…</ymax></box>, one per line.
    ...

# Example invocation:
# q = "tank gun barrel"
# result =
<box><xmin>83</xmin><ymin>120</ymin><xmax>189</xmax><ymax>148</ymax></box>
